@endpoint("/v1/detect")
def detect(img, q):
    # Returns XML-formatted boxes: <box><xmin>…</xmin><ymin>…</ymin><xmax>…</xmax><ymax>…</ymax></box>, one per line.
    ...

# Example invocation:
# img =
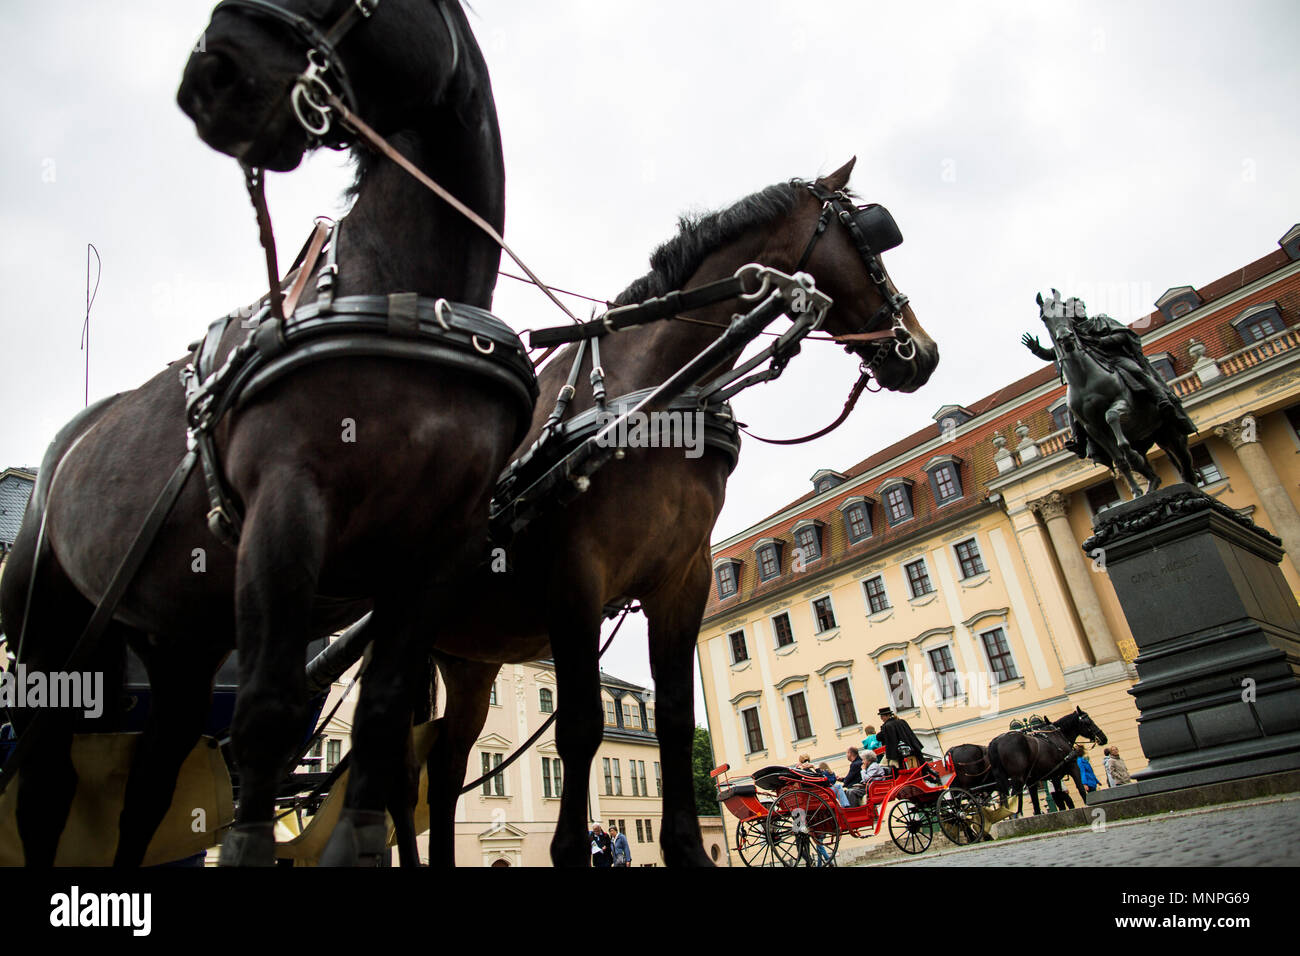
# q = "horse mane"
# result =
<box><xmin>612</xmin><ymin>181</ymin><xmax>803</xmax><ymax>306</ymax></box>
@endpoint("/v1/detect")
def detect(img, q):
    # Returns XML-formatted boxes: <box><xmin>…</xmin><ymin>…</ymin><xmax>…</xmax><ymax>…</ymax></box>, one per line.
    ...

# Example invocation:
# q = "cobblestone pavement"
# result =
<box><xmin>862</xmin><ymin>797</ymin><xmax>1300</xmax><ymax>867</ymax></box>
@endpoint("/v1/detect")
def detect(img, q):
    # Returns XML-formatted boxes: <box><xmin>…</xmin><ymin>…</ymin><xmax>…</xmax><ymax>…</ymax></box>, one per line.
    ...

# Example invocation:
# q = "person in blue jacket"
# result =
<box><xmin>610</xmin><ymin>825</ymin><xmax>632</xmax><ymax>867</ymax></box>
<box><xmin>1073</xmin><ymin>744</ymin><xmax>1100</xmax><ymax>795</ymax></box>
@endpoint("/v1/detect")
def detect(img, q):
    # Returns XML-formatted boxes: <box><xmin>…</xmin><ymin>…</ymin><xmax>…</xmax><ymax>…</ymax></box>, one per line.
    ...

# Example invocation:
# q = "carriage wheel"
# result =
<box><xmin>735</xmin><ymin>817</ymin><xmax>777</xmax><ymax>868</ymax></box>
<box><xmin>936</xmin><ymin>787</ymin><xmax>983</xmax><ymax>846</ymax></box>
<box><xmin>887</xmin><ymin>800</ymin><xmax>933</xmax><ymax>855</ymax></box>
<box><xmin>765</xmin><ymin>789</ymin><xmax>840</xmax><ymax>867</ymax></box>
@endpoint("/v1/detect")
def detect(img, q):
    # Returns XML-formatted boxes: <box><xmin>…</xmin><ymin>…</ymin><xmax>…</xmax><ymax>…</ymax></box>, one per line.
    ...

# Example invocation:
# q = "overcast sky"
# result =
<box><xmin>3</xmin><ymin>2</ymin><xmax>1298</xmax><ymax>719</ymax></box>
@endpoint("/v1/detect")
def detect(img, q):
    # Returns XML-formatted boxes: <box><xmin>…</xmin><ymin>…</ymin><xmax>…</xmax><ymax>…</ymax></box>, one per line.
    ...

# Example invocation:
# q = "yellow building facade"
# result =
<box><xmin>698</xmin><ymin>225</ymin><xmax>1300</xmax><ymax>792</ymax></box>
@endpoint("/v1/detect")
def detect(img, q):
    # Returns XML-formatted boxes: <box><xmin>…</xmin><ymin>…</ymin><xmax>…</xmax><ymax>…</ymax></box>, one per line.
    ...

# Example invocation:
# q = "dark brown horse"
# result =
<box><xmin>422</xmin><ymin>158</ymin><xmax>940</xmax><ymax>866</ymax></box>
<box><xmin>0</xmin><ymin>0</ymin><xmax>523</xmax><ymax>866</ymax></box>
<box><xmin>987</xmin><ymin>707</ymin><xmax>1108</xmax><ymax>812</ymax></box>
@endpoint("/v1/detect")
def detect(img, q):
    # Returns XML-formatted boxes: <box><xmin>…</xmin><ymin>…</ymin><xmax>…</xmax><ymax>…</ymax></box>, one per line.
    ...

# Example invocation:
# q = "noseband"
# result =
<box><xmin>791</xmin><ymin>181</ymin><xmax>915</xmax><ymax>377</ymax></box>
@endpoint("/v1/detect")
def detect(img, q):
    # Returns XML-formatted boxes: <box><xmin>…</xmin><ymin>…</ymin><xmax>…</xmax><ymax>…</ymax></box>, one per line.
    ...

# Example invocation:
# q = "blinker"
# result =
<box><xmin>847</xmin><ymin>203</ymin><xmax>903</xmax><ymax>254</ymax></box>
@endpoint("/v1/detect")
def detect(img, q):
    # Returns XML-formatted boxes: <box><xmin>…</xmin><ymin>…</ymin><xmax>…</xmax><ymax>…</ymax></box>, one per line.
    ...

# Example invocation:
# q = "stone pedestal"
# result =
<box><xmin>1084</xmin><ymin>484</ymin><xmax>1300</xmax><ymax>800</ymax></box>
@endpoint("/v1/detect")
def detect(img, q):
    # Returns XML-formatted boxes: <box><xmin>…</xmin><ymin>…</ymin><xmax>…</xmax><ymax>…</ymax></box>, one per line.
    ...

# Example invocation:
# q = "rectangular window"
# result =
<box><xmin>757</xmin><ymin>545</ymin><xmax>780</xmax><ymax>580</ymax></box>
<box><xmin>639</xmin><ymin>761</ymin><xmax>648</xmax><ymax>795</ymax></box>
<box><xmin>954</xmin><ymin>537</ymin><xmax>986</xmax><ymax>578</ymax></box>
<box><xmin>812</xmin><ymin>596</ymin><xmax>837</xmax><ymax>632</ymax></box>
<box><xmin>788</xmin><ymin>691</ymin><xmax>813</xmax><ymax>740</ymax></box>
<box><xmin>489</xmin><ymin>682</ymin><xmax>498</xmax><ymax>706</ymax></box>
<box><xmin>928</xmin><ymin>646</ymin><xmax>961</xmax><ymax>700</ymax></box>
<box><xmin>325</xmin><ymin>738</ymin><xmax>341</xmax><ymax>772</ymax></box>
<box><xmin>982</xmin><ymin>628</ymin><xmax>1020</xmax><ymax>684</ymax></box>
<box><xmin>623</xmin><ymin>702</ymin><xmax>640</xmax><ymax>729</ymax></box>
<box><xmin>905</xmin><ymin>559</ymin><xmax>934</xmax><ymax>598</ymax></box>
<box><xmin>631</xmin><ymin>767</ymin><xmax>640</xmax><ymax>797</ymax></box>
<box><xmin>539</xmin><ymin>687</ymin><xmax>554</xmax><ymax>713</ymax></box>
<box><xmin>654</xmin><ymin>761</ymin><xmax>662</xmax><ymax>796</ymax></box>
<box><xmin>604</xmin><ymin>700</ymin><xmax>617</xmax><ymax>725</ymax></box>
<box><xmin>933</xmin><ymin>464</ymin><xmax>961</xmax><ymax>501</ymax></box>
<box><xmin>885</xmin><ymin>486</ymin><xmax>912</xmax><ymax>523</ymax></box>
<box><xmin>772</xmin><ymin>612</ymin><xmax>794</xmax><ymax>647</ymax></box>
<box><xmin>883</xmin><ymin>660</ymin><xmax>914</xmax><ymax>711</ymax></box>
<box><xmin>612</xmin><ymin>758</ymin><xmax>623</xmax><ymax>796</ymax></box>
<box><xmin>481</xmin><ymin>752</ymin><xmax>504</xmax><ymax>796</ymax></box>
<box><xmin>1050</xmin><ymin>403</ymin><xmax>1070</xmax><ymax>432</ymax></box>
<box><xmin>603</xmin><ymin>757</ymin><xmax>613</xmax><ymax>795</ymax></box>
<box><xmin>1086</xmin><ymin>481</ymin><xmax>1121</xmax><ymax>515</ymax></box>
<box><xmin>742</xmin><ymin>706</ymin><xmax>764</xmax><ymax>754</ymax></box>
<box><xmin>844</xmin><ymin>504</ymin><xmax>871</xmax><ymax>542</ymax></box>
<box><xmin>830</xmin><ymin>678</ymin><xmax>857</xmax><ymax>728</ymax></box>
<box><xmin>794</xmin><ymin>525</ymin><xmax>821</xmax><ymax>562</ymax></box>
<box><xmin>540</xmin><ymin>756</ymin><xmax>561</xmax><ymax>798</ymax></box>
<box><xmin>644</xmin><ymin>819</ymin><xmax>653</xmax><ymax>842</ymax></box>
<box><xmin>1192</xmin><ymin>444</ymin><xmax>1223</xmax><ymax>485</ymax></box>
<box><xmin>636</xmin><ymin>820</ymin><xmax>645</xmax><ymax>842</ymax></box>
<box><xmin>716</xmin><ymin>562</ymin><xmax>738</xmax><ymax>598</ymax></box>
<box><xmin>864</xmin><ymin>575</ymin><xmax>891</xmax><ymax>614</ymax></box>
<box><xmin>729</xmin><ymin>629</ymin><xmax>748</xmax><ymax>664</ymax></box>
<box><xmin>647</xmin><ymin>708</ymin><xmax>654</xmax><ymax>732</ymax></box>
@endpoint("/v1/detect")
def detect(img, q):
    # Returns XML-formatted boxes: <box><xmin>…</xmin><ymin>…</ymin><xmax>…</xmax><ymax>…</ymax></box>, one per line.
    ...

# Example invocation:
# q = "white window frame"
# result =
<box><xmin>924</xmin><ymin>642</ymin><xmax>963</xmax><ymax>703</ymax></box>
<box><xmin>826</xmin><ymin>674</ymin><xmax>860</xmax><ymax>730</ymax></box>
<box><xmin>951</xmin><ymin>535</ymin><xmax>988</xmax><ymax>580</ymax></box>
<box><xmin>903</xmin><ymin>556</ymin><xmax>936</xmax><ymax>599</ymax></box>
<box><xmin>878</xmin><ymin>656</ymin><xmax>916</xmax><ymax>712</ymax></box>
<box><xmin>977</xmin><ymin>625</ymin><xmax>1023</xmax><ymax>686</ymax></box>
<box><xmin>809</xmin><ymin>594</ymin><xmax>838</xmax><ymax>634</ymax></box>
<box><xmin>770</xmin><ymin>611</ymin><xmax>796</xmax><ymax>649</ymax></box>
<box><xmin>860</xmin><ymin>573</ymin><xmax>892</xmax><ymax>615</ymax></box>
<box><xmin>784</xmin><ymin>688</ymin><xmax>815</xmax><ymax>743</ymax></box>
<box><xmin>728</xmin><ymin>627</ymin><xmax>749</xmax><ymax>665</ymax></box>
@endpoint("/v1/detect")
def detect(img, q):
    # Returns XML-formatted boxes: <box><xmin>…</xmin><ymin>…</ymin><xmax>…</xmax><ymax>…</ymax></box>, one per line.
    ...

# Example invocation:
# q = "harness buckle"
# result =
<box><xmin>355</xmin><ymin>0</ymin><xmax>378</xmax><ymax>15</ymax></box>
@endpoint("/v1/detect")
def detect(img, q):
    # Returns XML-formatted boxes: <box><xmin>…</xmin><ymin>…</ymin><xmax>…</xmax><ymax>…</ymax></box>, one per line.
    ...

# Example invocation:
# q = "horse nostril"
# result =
<box><xmin>178</xmin><ymin>51</ymin><xmax>239</xmax><ymax>117</ymax></box>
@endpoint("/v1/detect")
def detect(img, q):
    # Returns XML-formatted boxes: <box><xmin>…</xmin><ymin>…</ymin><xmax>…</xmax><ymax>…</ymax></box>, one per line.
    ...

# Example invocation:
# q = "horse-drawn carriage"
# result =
<box><xmin>713</xmin><ymin>752</ymin><xmax>985</xmax><ymax>866</ymax></box>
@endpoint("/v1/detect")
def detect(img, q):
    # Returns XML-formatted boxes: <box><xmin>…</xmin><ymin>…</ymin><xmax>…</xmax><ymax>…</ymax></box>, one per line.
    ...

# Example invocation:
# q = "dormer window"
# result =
<box><xmin>1279</xmin><ymin>224</ymin><xmax>1300</xmax><ymax>261</ymax></box>
<box><xmin>879</xmin><ymin>478</ymin><xmax>914</xmax><ymax>526</ymax></box>
<box><xmin>931</xmin><ymin>405</ymin><xmax>973</xmax><ymax>438</ymax></box>
<box><xmin>1148</xmin><ymin>352</ymin><xmax>1176</xmax><ymax>381</ymax></box>
<box><xmin>714</xmin><ymin>558</ymin><xmax>741</xmax><ymax>600</ymax></box>
<box><xmin>792</xmin><ymin>520</ymin><xmax>823</xmax><ymax>563</ymax></box>
<box><xmin>754</xmin><ymin>537</ymin><xmax>783</xmax><ymax>582</ymax></box>
<box><xmin>924</xmin><ymin>456</ymin><xmax>964</xmax><ymax>506</ymax></box>
<box><xmin>811</xmin><ymin>469</ymin><xmax>847</xmax><ymax>495</ymax></box>
<box><xmin>1049</xmin><ymin>400</ymin><xmax>1070</xmax><ymax>432</ymax></box>
<box><xmin>839</xmin><ymin>496</ymin><xmax>873</xmax><ymax>545</ymax></box>
<box><xmin>1232</xmin><ymin>302</ymin><xmax>1285</xmax><ymax>345</ymax></box>
<box><xmin>1155</xmin><ymin>285</ymin><xmax>1202</xmax><ymax>322</ymax></box>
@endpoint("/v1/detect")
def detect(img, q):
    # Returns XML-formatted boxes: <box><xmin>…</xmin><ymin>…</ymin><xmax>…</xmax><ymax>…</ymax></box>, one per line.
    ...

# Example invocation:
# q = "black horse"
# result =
<box><xmin>0</xmin><ymin>0</ymin><xmax>522</xmax><ymax>867</ymax></box>
<box><xmin>987</xmin><ymin>708</ymin><xmax>1108</xmax><ymax>813</ymax></box>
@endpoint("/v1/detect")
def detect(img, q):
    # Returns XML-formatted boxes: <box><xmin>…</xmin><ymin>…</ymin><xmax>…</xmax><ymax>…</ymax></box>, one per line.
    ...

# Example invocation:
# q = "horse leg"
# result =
<box><xmin>319</xmin><ymin>597</ymin><xmax>427</xmax><ymax>867</ymax></box>
<box><xmin>113</xmin><ymin>638</ymin><xmax>229</xmax><ymax>867</ymax></box>
<box><xmin>221</xmin><ymin>485</ymin><xmax>325</xmax><ymax>866</ymax></box>
<box><xmin>425</xmin><ymin>655</ymin><xmax>499</xmax><ymax>867</ymax></box>
<box><xmin>547</xmin><ymin>580</ymin><xmax>605</xmax><ymax>867</ymax></box>
<box><xmin>643</xmin><ymin>561</ymin><xmax>715</xmax><ymax>867</ymax></box>
<box><xmin>4</xmin><ymin>543</ymin><xmax>125</xmax><ymax>865</ymax></box>
<box><xmin>1159</xmin><ymin>429</ymin><xmax>1200</xmax><ymax>486</ymax></box>
<box><xmin>1104</xmin><ymin>403</ymin><xmax>1158</xmax><ymax>495</ymax></box>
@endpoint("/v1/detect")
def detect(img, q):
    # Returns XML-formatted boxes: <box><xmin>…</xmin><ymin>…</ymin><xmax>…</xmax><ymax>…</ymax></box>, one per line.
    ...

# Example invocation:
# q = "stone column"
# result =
<box><xmin>1028</xmin><ymin>491</ymin><xmax>1120</xmax><ymax>665</ymax></box>
<box><xmin>1214</xmin><ymin>415</ymin><xmax>1300</xmax><ymax>577</ymax></box>
<box><xmin>1008</xmin><ymin>507</ymin><xmax>1092</xmax><ymax>672</ymax></box>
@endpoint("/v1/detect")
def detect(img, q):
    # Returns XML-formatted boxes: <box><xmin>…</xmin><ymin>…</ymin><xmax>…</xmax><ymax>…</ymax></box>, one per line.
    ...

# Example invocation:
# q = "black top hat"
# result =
<box><xmin>877</xmin><ymin>707</ymin><xmax>894</xmax><ymax>718</ymax></box>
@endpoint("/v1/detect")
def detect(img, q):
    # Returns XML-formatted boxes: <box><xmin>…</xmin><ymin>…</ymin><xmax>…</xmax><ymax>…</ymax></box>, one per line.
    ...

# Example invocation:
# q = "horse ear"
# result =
<box><xmin>819</xmin><ymin>157</ymin><xmax>857</xmax><ymax>191</ymax></box>
<box><xmin>1036</xmin><ymin>292</ymin><xmax>1044</xmax><ymax>307</ymax></box>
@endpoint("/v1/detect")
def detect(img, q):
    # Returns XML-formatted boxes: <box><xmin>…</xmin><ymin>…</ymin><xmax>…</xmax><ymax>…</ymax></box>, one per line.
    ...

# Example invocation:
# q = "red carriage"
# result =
<box><xmin>712</xmin><ymin>751</ymin><xmax>985</xmax><ymax>866</ymax></box>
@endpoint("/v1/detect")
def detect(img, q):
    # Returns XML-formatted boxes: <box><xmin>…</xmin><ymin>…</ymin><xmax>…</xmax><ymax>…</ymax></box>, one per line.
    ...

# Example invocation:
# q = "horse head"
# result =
<box><xmin>1073</xmin><ymin>706</ymin><xmax>1109</xmax><ymax>747</ymax></box>
<box><xmin>790</xmin><ymin>158</ymin><xmax>939</xmax><ymax>393</ymax></box>
<box><xmin>179</xmin><ymin>0</ymin><xmax>467</xmax><ymax>170</ymax></box>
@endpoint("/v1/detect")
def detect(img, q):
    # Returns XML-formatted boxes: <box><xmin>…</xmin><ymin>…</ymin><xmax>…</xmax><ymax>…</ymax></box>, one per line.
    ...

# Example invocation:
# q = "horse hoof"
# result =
<box><xmin>218</xmin><ymin>823</ymin><xmax>277</xmax><ymax>866</ymax></box>
<box><xmin>319</xmin><ymin>809</ymin><xmax>390</xmax><ymax>867</ymax></box>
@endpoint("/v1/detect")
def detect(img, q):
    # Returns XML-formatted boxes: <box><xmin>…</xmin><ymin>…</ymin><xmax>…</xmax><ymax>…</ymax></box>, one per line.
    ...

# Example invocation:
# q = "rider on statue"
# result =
<box><xmin>1021</xmin><ymin>291</ymin><xmax>1196</xmax><ymax>461</ymax></box>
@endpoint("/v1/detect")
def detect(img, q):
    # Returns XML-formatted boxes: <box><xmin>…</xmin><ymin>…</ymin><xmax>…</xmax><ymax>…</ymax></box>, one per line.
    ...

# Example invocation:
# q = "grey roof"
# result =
<box><xmin>0</xmin><ymin>472</ymin><xmax>36</xmax><ymax>547</ymax></box>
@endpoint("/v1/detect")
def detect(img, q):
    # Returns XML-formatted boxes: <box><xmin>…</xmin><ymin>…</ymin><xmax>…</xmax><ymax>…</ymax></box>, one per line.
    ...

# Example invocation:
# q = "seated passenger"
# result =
<box><xmin>819</xmin><ymin>762</ymin><xmax>852</xmax><ymax>808</ymax></box>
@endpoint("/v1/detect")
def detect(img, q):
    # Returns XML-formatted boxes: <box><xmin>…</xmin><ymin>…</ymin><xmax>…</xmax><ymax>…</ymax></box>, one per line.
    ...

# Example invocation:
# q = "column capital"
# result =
<box><xmin>1028</xmin><ymin>490</ymin><xmax>1070</xmax><ymax>521</ymax></box>
<box><xmin>1214</xmin><ymin>414</ymin><xmax>1260</xmax><ymax>449</ymax></box>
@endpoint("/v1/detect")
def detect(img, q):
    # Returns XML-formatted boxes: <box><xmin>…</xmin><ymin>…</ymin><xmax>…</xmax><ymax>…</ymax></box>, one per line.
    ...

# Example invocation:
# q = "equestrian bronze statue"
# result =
<box><xmin>1023</xmin><ymin>289</ymin><xmax>1198</xmax><ymax>497</ymax></box>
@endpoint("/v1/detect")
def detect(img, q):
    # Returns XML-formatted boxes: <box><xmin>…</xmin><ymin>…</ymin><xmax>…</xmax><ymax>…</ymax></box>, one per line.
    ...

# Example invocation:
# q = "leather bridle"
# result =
<box><xmin>791</xmin><ymin>181</ymin><xmax>915</xmax><ymax>380</ymax></box>
<box><xmin>205</xmin><ymin>0</ymin><xmax>461</xmax><ymax>148</ymax></box>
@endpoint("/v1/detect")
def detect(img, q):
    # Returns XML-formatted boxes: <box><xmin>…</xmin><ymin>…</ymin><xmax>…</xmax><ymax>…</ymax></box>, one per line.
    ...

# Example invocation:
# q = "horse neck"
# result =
<box><xmin>336</xmin><ymin>75</ymin><xmax>504</xmax><ymax>308</ymax></box>
<box><xmin>1052</xmin><ymin>713</ymin><xmax>1081</xmax><ymax>741</ymax></box>
<box><xmin>589</xmin><ymin>231</ymin><xmax>778</xmax><ymax>395</ymax></box>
